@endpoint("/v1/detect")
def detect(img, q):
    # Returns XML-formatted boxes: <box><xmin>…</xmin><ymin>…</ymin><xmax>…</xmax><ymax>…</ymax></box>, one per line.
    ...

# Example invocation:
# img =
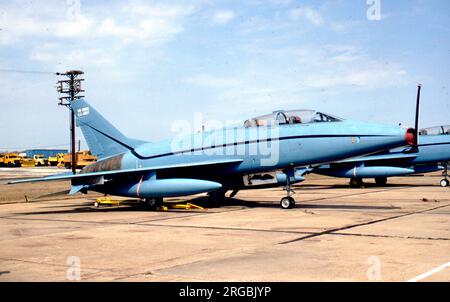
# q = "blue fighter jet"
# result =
<box><xmin>312</xmin><ymin>85</ymin><xmax>450</xmax><ymax>188</ymax></box>
<box><xmin>9</xmin><ymin>99</ymin><xmax>415</xmax><ymax>209</ymax></box>
<box><xmin>313</xmin><ymin>125</ymin><xmax>450</xmax><ymax>188</ymax></box>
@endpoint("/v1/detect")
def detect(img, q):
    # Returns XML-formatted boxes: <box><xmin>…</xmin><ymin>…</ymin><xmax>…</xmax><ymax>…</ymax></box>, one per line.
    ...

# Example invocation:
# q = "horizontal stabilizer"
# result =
<box><xmin>69</xmin><ymin>185</ymin><xmax>88</xmax><ymax>195</ymax></box>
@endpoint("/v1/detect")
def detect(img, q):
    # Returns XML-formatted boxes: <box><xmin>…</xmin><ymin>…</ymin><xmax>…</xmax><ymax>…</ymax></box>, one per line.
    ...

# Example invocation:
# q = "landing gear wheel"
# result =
<box><xmin>94</xmin><ymin>201</ymin><xmax>99</xmax><ymax>208</ymax></box>
<box><xmin>207</xmin><ymin>190</ymin><xmax>226</xmax><ymax>208</ymax></box>
<box><xmin>280</xmin><ymin>196</ymin><xmax>295</xmax><ymax>209</ymax></box>
<box><xmin>280</xmin><ymin>168</ymin><xmax>296</xmax><ymax>209</ymax></box>
<box><xmin>375</xmin><ymin>177</ymin><xmax>388</xmax><ymax>186</ymax></box>
<box><xmin>441</xmin><ymin>163</ymin><xmax>449</xmax><ymax>187</ymax></box>
<box><xmin>350</xmin><ymin>177</ymin><xmax>364</xmax><ymax>188</ymax></box>
<box><xmin>144</xmin><ymin>197</ymin><xmax>163</xmax><ymax>210</ymax></box>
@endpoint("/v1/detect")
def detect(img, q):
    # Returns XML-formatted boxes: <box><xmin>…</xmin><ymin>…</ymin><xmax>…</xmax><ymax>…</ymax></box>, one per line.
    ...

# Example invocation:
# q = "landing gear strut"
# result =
<box><xmin>441</xmin><ymin>163</ymin><xmax>449</xmax><ymax>187</ymax></box>
<box><xmin>350</xmin><ymin>177</ymin><xmax>364</xmax><ymax>188</ymax></box>
<box><xmin>280</xmin><ymin>168</ymin><xmax>296</xmax><ymax>209</ymax></box>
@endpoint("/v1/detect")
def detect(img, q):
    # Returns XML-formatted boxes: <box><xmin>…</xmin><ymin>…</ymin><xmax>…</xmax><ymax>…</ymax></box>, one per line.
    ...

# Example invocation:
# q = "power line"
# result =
<box><xmin>0</xmin><ymin>68</ymin><xmax>56</xmax><ymax>75</ymax></box>
<box><xmin>57</xmin><ymin>70</ymin><xmax>85</xmax><ymax>174</ymax></box>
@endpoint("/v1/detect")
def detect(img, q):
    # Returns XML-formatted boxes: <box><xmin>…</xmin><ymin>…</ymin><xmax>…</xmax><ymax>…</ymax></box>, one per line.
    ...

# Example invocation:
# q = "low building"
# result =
<box><xmin>22</xmin><ymin>149</ymin><xmax>68</xmax><ymax>158</ymax></box>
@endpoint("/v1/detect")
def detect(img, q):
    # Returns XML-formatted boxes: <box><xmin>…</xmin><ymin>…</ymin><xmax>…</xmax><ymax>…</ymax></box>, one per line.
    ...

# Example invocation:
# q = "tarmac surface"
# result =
<box><xmin>0</xmin><ymin>167</ymin><xmax>449</xmax><ymax>281</ymax></box>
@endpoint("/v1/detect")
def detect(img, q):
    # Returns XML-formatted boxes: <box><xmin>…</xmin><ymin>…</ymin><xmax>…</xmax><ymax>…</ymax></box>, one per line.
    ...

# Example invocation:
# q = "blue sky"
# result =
<box><xmin>0</xmin><ymin>0</ymin><xmax>449</xmax><ymax>151</ymax></box>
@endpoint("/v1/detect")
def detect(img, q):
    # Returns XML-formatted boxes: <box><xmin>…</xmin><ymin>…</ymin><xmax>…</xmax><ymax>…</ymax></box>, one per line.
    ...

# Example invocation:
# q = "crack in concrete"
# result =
<box><xmin>278</xmin><ymin>204</ymin><xmax>450</xmax><ymax>244</ymax></box>
<box><xmin>331</xmin><ymin>232</ymin><xmax>450</xmax><ymax>241</ymax></box>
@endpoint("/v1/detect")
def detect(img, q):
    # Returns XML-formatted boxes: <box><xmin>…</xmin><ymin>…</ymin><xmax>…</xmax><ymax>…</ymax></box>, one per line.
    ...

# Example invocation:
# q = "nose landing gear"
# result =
<box><xmin>280</xmin><ymin>168</ymin><xmax>296</xmax><ymax>209</ymax></box>
<box><xmin>441</xmin><ymin>163</ymin><xmax>449</xmax><ymax>187</ymax></box>
<box><xmin>280</xmin><ymin>196</ymin><xmax>295</xmax><ymax>209</ymax></box>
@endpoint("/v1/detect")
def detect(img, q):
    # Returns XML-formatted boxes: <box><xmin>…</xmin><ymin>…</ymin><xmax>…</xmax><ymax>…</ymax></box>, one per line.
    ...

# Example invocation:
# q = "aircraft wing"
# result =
<box><xmin>334</xmin><ymin>153</ymin><xmax>418</xmax><ymax>164</ymax></box>
<box><xmin>8</xmin><ymin>158</ymin><xmax>243</xmax><ymax>184</ymax></box>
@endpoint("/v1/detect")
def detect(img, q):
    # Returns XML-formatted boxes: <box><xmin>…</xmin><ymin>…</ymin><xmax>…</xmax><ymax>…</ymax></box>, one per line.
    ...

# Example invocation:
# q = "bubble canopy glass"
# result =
<box><xmin>243</xmin><ymin>110</ymin><xmax>343</xmax><ymax>128</ymax></box>
<box><xmin>419</xmin><ymin>125</ymin><xmax>450</xmax><ymax>136</ymax></box>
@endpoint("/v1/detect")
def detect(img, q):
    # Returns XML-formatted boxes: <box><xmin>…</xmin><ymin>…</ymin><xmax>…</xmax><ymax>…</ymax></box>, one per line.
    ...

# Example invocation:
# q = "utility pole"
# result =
<box><xmin>56</xmin><ymin>70</ymin><xmax>85</xmax><ymax>174</ymax></box>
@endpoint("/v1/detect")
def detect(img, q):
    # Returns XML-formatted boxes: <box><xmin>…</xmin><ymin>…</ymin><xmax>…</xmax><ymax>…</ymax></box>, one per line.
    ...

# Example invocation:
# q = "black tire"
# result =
<box><xmin>207</xmin><ymin>189</ymin><xmax>226</xmax><ymax>208</ymax></box>
<box><xmin>375</xmin><ymin>177</ymin><xmax>388</xmax><ymax>186</ymax></box>
<box><xmin>280</xmin><ymin>196</ymin><xmax>295</xmax><ymax>209</ymax></box>
<box><xmin>144</xmin><ymin>197</ymin><xmax>163</xmax><ymax>210</ymax></box>
<box><xmin>350</xmin><ymin>177</ymin><xmax>364</xmax><ymax>188</ymax></box>
<box><xmin>440</xmin><ymin>179</ymin><xmax>449</xmax><ymax>187</ymax></box>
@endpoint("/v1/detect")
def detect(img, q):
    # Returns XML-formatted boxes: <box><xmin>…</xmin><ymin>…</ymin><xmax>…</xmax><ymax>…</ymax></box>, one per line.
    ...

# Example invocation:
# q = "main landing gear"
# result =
<box><xmin>280</xmin><ymin>169</ymin><xmax>296</xmax><ymax>209</ymax></box>
<box><xmin>207</xmin><ymin>189</ymin><xmax>227</xmax><ymax>208</ymax></box>
<box><xmin>375</xmin><ymin>177</ymin><xmax>388</xmax><ymax>186</ymax></box>
<box><xmin>441</xmin><ymin>164</ymin><xmax>449</xmax><ymax>187</ymax></box>
<box><xmin>350</xmin><ymin>177</ymin><xmax>364</xmax><ymax>188</ymax></box>
<box><xmin>144</xmin><ymin>197</ymin><xmax>163</xmax><ymax>210</ymax></box>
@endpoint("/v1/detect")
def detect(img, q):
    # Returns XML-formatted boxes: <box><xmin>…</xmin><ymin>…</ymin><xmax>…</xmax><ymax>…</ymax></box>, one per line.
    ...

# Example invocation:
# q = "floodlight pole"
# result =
<box><xmin>56</xmin><ymin>70</ymin><xmax>85</xmax><ymax>174</ymax></box>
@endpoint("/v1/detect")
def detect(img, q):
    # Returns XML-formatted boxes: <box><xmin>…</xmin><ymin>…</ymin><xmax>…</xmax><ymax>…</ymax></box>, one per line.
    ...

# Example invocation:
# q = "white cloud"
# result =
<box><xmin>97</xmin><ymin>18</ymin><xmax>183</xmax><ymax>42</ymax></box>
<box><xmin>0</xmin><ymin>1</ymin><xmax>194</xmax><ymax>44</ymax></box>
<box><xmin>30</xmin><ymin>48</ymin><xmax>114</xmax><ymax>67</ymax></box>
<box><xmin>289</xmin><ymin>6</ymin><xmax>323</xmax><ymax>25</ymax></box>
<box><xmin>0</xmin><ymin>1</ymin><xmax>197</xmax><ymax>70</ymax></box>
<box><xmin>190</xmin><ymin>43</ymin><xmax>409</xmax><ymax>118</ymax></box>
<box><xmin>0</xmin><ymin>3</ymin><xmax>93</xmax><ymax>43</ymax></box>
<box><xmin>121</xmin><ymin>2</ymin><xmax>195</xmax><ymax>18</ymax></box>
<box><xmin>212</xmin><ymin>10</ymin><xmax>236</xmax><ymax>25</ymax></box>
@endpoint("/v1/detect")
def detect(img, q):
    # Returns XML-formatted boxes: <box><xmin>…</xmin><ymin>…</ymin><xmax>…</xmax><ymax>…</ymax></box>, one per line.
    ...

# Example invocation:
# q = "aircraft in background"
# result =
<box><xmin>313</xmin><ymin>125</ymin><xmax>450</xmax><ymax>188</ymax></box>
<box><xmin>9</xmin><ymin>99</ymin><xmax>415</xmax><ymax>209</ymax></box>
<box><xmin>312</xmin><ymin>85</ymin><xmax>450</xmax><ymax>188</ymax></box>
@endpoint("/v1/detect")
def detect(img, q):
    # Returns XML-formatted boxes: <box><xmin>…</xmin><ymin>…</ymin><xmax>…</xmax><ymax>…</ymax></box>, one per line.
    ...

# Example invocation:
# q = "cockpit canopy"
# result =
<box><xmin>244</xmin><ymin>110</ymin><xmax>343</xmax><ymax>128</ymax></box>
<box><xmin>419</xmin><ymin>125</ymin><xmax>450</xmax><ymax>136</ymax></box>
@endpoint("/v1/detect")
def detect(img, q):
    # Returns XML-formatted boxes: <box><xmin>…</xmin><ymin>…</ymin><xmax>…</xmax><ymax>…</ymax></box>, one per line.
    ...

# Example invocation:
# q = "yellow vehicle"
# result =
<box><xmin>48</xmin><ymin>153</ymin><xmax>65</xmax><ymax>166</ymax></box>
<box><xmin>20</xmin><ymin>156</ymin><xmax>35</xmax><ymax>167</ymax></box>
<box><xmin>58</xmin><ymin>150</ymin><xmax>97</xmax><ymax>169</ymax></box>
<box><xmin>33</xmin><ymin>154</ymin><xmax>48</xmax><ymax>166</ymax></box>
<box><xmin>0</xmin><ymin>153</ymin><xmax>22</xmax><ymax>167</ymax></box>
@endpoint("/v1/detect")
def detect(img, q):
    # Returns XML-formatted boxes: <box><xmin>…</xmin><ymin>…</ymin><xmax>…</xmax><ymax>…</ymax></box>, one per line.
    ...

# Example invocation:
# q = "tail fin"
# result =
<box><xmin>70</xmin><ymin>99</ymin><xmax>146</xmax><ymax>159</ymax></box>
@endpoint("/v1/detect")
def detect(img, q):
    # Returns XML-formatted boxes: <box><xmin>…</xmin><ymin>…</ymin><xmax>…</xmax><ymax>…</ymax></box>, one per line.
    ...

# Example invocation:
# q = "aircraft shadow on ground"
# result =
<box><xmin>298</xmin><ymin>183</ymin><xmax>438</xmax><ymax>189</ymax></box>
<box><xmin>13</xmin><ymin>196</ymin><xmax>400</xmax><ymax>216</ymax></box>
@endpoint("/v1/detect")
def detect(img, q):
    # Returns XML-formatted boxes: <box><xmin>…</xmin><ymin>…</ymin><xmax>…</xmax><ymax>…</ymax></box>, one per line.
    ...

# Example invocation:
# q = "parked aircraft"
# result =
<box><xmin>313</xmin><ymin>125</ymin><xmax>450</xmax><ymax>187</ymax></box>
<box><xmin>312</xmin><ymin>86</ymin><xmax>450</xmax><ymax>188</ymax></box>
<box><xmin>9</xmin><ymin>99</ymin><xmax>415</xmax><ymax>209</ymax></box>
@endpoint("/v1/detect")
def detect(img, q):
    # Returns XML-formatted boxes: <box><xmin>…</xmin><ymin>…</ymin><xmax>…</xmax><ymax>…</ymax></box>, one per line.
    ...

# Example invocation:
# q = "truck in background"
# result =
<box><xmin>48</xmin><ymin>153</ymin><xmax>65</xmax><ymax>166</ymax></box>
<box><xmin>58</xmin><ymin>150</ymin><xmax>97</xmax><ymax>169</ymax></box>
<box><xmin>0</xmin><ymin>153</ymin><xmax>22</xmax><ymax>167</ymax></box>
<box><xmin>33</xmin><ymin>154</ymin><xmax>48</xmax><ymax>166</ymax></box>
